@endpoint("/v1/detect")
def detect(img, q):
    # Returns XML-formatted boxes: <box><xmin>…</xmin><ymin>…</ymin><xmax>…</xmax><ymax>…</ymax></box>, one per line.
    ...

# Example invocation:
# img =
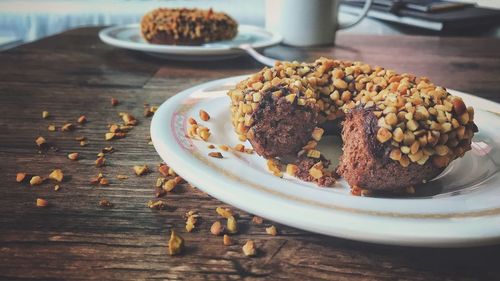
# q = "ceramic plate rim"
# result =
<box><xmin>98</xmin><ymin>24</ymin><xmax>283</xmax><ymax>56</ymax></box>
<box><xmin>151</xmin><ymin>75</ymin><xmax>500</xmax><ymax>247</ymax></box>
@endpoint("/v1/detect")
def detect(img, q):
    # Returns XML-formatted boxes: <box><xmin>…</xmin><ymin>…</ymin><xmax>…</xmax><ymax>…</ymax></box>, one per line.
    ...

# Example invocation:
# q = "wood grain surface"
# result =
<box><xmin>1</xmin><ymin>27</ymin><xmax>500</xmax><ymax>281</ymax></box>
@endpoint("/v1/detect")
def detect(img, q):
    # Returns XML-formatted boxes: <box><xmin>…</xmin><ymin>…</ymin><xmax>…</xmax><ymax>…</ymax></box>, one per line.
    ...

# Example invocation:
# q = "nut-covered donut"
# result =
<box><xmin>227</xmin><ymin>58</ymin><xmax>477</xmax><ymax>192</ymax></box>
<box><xmin>141</xmin><ymin>8</ymin><xmax>238</xmax><ymax>45</ymax></box>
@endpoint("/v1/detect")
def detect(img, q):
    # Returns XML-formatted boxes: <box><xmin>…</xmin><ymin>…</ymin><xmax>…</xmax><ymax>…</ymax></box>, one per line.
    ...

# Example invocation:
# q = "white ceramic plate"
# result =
<box><xmin>151</xmin><ymin>75</ymin><xmax>500</xmax><ymax>247</ymax></box>
<box><xmin>99</xmin><ymin>24</ymin><xmax>282</xmax><ymax>60</ymax></box>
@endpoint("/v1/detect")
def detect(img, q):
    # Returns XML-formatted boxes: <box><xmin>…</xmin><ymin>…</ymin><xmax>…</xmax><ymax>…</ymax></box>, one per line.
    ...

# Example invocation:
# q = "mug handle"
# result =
<box><xmin>337</xmin><ymin>0</ymin><xmax>373</xmax><ymax>30</ymax></box>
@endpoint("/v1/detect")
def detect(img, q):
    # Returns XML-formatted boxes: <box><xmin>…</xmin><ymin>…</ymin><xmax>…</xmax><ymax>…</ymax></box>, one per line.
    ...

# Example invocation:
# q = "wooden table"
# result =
<box><xmin>1</xmin><ymin>27</ymin><xmax>500</xmax><ymax>281</ymax></box>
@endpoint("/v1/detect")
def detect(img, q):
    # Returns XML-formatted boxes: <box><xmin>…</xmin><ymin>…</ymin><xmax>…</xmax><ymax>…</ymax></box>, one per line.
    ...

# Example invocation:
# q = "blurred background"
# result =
<box><xmin>1</xmin><ymin>0</ymin><xmax>499</xmax><ymax>50</ymax></box>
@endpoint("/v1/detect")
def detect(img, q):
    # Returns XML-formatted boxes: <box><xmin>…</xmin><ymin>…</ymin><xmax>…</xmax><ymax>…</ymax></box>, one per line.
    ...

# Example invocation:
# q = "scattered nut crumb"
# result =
<box><xmin>219</xmin><ymin>145</ymin><xmax>229</xmax><ymax>151</ymax></box>
<box><xmin>207</xmin><ymin>144</ymin><xmax>215</xmax><ymax>149</ymax></box>
<box><xmin>210</xmin><ymin>221</ymin><xmax>223</xmax><ymax>236</ymax></box>
<box><xmin>185</xmin><ymin>210</ymin><xmax>199</xmax><ymax>232</ymax></box>
<box><xmin>147</xmin><ymin>200</ymin><xmax>167</xmax><ymax>210</ymax></box>
<box><xmin>223</xmin><ymin>234</ymin><xmax>233</xmax><ymax>246</ymax></box>
<box><xmin>67</xmin><ymin>153</ymin><xmax>79</xmax><ymax>161</ymax></box>
<box><xmin>61</xmin><ymin>123</ymin><xmax>74</xmax><ymax>132</ymax></box>
<box><xmin>286</xmin><ymin>164</ymin><xmax>299</xmax><ymax>176</ymax></box>
<box><xmin>75</xmin><ymin>136</ymin><xmax>86</xmax><ymax>141</ymax></box>
<box><xmin>216</xmin><ymin>207</ymin><xmax>233</xmax><ymax>218</ymax></box>
<box><xmin>54</xmin><ymin>185</ymin><xmax>60</xmax><ymax>191</ymax></box>
<box><xmin>99</xmin><ymin>177</ymin><xmax>109</xmax><ymax>186</ymax></box>
<box><xmin>105</xmin><ymin>132</ymin><xmax>116</xmax><ymax>141</ymax></box>
<box><xmin>158</xmin><ymin>163</ymin><xmax>170</xmax><ymax>177</ymax></box>
<box><xmin>188</xmin><ymin>117</ymin><xmax>197</xmax><ymax>125</ymax></box>
<box><xmin>80</xmin><ymin>140</ymin><xmax>88</xmax><ymax>147</ymax></box>
<box><xmin>35</xmin><ymin>136</ymin><xmax>47</xmax><ymax>147</ymax></box>
<box><xmin>168</xmin><ymin>230</ymin><xmax>184</xmax><ymax>256</ymax></box>
<box><xmin>226</xmin><ymin>216</ymin><xmax>238</xmax><ymax>234</ymax></box>
<box><xmin>242</xmin><ymin>240</ymin><xmax>256</xmax><ymax>257</ymax></box>
<box><xmin>163</xmin><ymin>179</ymin><xmax>177</xmax><ymax>192</ymax></box>
<box><xmin>99</xmin><ymin>199</ymin><xmax>114</xmax><ymax>208</ymax></box>
<box><xmin>36</xmin><ymin>198</ymin><xmax>49</xmax><ymax>207</ymax></box>
<box><xmin>77</xmin><ymin>115</ymin><xmax>87</xmax><ymax>124</ymax></box>
<box><xmin>111</xmin><ymin>97</ymin><xmax>119</xmax><ymax>106</ymax></box>
<box><xmin>48</xmin><ymin>169</ymin><xmax>64</xmax><ymax>182</ymax></box>
<box><xmin>97</xmin><ymin>152</ymin><xmax>104</xmax><ymax>157</ymax></box>
<box><xmin>116</xmin><ymin>175</ymin><xmax>128</xmax><ymax>180</ymax></box>
<box><xmin>252</xmin><ymin>216</ymin><xmax>263</xmax><ymax>225</ymax></box>
<box><xmin>199</xmin><ymin>110</ymin><xmax>210</xmax><ymax>121</ymax></box>
<box><xmin>16</xmin><ymin>173</ymin><xmax>27</xmax><ymax>183</ymax></box>
<box><xmin>119</xmin><ymin>112</ymin><xmax>138</xmax><ymax>126</ymax></box>
<box><xmin>134</xmin><ymin>165</ymin><xmax>149</xmax><ymax>176</ymax></box>
<box><xmin>266</xmin><ymin>159</ymin><xmax>283</xmax><ymax>177</ymax></box>
<box><xmin>102</xmin><ymin>146</ymin><xmax>114</xmax><ymax>154</ymax></box>
<box><xmin>266</xmin><ymin>225</ymin><xmax>278</xmax><ymax>236</ymax></box>
<box><xmin>234</xmin><ymin>144</ymin><xmax>245</xmax><ymax>152</ymax></box>
<box><xmin>42</xmin><ymin>111</ymin><xmax>50</xmax><ymax>119</ymax></box>
<box><xmin>48</xmin><ymin>124</ymin><xmax>56</xmax><ymax>132</ymax></box>
<box><xmin>90</xmin><ymin>173</ymin><xmax>104</xmax><ymax>185</ymax></box>
<box><xmin>144</xmin><ymin>106</ymin><xmax>158</xmax><ymax>117</ymax></box>
<box><xmin>30</xmin><ymin>176</ymin><xmax>44</xmax><ymax>186</ymax></box>
<box><xmin>208</xmin><ymin>152</ymin><xmax>223</xmax><ymax>158</ymax></box>
<box><xmin>95</xmin><ymin>156</ymin><xmax>105</xmax><ymax>167</ymax></box>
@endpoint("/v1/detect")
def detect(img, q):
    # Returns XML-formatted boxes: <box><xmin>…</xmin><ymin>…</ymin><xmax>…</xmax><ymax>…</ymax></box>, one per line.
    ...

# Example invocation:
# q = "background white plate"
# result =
<box><xmin>99</xmin><ymin>24</ymin><xmax>282</xmax><ymax>60</ymax></box>
<box><xmin>151</xmin><ymin>75</ymin><xmax>500</xmax><ymax>247</ymax></box>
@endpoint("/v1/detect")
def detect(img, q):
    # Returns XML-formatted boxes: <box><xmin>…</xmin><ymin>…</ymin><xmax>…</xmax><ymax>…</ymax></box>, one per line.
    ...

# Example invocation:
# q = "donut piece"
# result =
<box><xmin>141</xmin><ymin>8</ymin><xmax>238</xmax><ymax>45</ymax></box>
<box><xmin>227</xmin><ymin>58</ymin><xmax>477</xmax><ymax>192</ymax></box>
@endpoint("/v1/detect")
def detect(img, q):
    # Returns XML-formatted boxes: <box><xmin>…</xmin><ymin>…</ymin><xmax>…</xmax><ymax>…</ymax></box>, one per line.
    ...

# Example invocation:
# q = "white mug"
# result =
<box><xmin>266</xmin><ymin>0</ymin><xmax>373</xmax><ymax>46</ymax></box>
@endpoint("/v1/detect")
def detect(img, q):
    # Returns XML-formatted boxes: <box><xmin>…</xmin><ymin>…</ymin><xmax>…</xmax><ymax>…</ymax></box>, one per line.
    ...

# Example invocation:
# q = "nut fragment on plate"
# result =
<box><xmin>286</xmin><ymin>164</ymin><xmax>298</xmax><ymax>176</ymax></box>
<box><xmin>77</xmin><ymin>115</ymin><xmax>87</xmax><ymax>124</ymax></box>
<box><xmin>234</xmin><ymin>144</ymin><xmax>245</xmax><ymax>152</ymax></box>
<box><xmin>42</xmin><ymin>111</ymin><xmax>50</xmax><ymax>119</ymax></box>
<box><xmin>111</xmin><ymin>97</ymin><xmax>119</xmax><ymax>106</ymax></box>
<box><xmin>36</xmin><ymin>198</ymin><xmax>49</xmax><ymax>207</ymax></box>
<box><xmin>61</xmin><ymin>123</ymin><xmax>74</xmax><ymax>132</ymax></box>
<box><xmin>168</xmin><ymin>230</ymin><xmax>184</xmax><ymax>256</ymax></box>
<box><xmin>48</xmin><ymin>169</ymin><xmax>64</xmax><ymax>182</ymax></box>
<box><xmin>99</xmin><ymin>199</ymin><xmax>114</xmax><ymax>208</ymax></box>
<box><xmin>147</xmin><ymin>200</ymin><xmax>167</xmax><ymax>210</ymax></box>
<box><xmin>266</xmin><ymin>225</ymin><xmax>278</xmax><ymax>236</ymax></box>
<box><xmin>242</xmin><ymin>240</ymin><xmax>256</xmax><ymax>257</ymax></box>
<box><xmin>35</xmin><ymin>136</ymin><xmax>47</xmax><ymax>147</ymax></box>
<box><xmin>68</xmin><ymin>153</ymin><xmax>79</xmax><ymax>161</ymax></box>
<box><xmin>223</xmin><ymin>234</ymin><xmax>233</xmax><ymax>246</ymax></box>
<box><xmin>199</xmin><ymin>110</ymin><xmax>210</xmax><ymax>121</ymax></box>
<box><xmin>30</xmin><ymin>176</ymin><xmax>44</xmax><ymax>186</ymax></box>
<box><xmin>16</xmin><ymin>172</ymin><xmax>27</xmax><ymax>183</ymax></box>
<box><xmin>210</xmin><ymin>221</ymin><xmax>223</xmax><ymax>235</ymax></box>
<box><xmin>134</xmin><ymin>165</ymin><xmax>149</xmax><ymax>176</ymax></box>
<box><xmin>219</xmin><ymin>145</ymin><xmax>230</xmax><ymax>151</ymax></box>
<box><xmin>266</xmin><ymin>159</ymin><xmax>282</xmax><ymax>177</ymax></box>
<box><xmin>226</xmin><ymin>216</ymin><xmax>238</xmax><ymax>234</ymax></box>
<box><xmin>208</xmin><ymin>152</ymin><xmax>223</xmax><ymax>158</ymax></box>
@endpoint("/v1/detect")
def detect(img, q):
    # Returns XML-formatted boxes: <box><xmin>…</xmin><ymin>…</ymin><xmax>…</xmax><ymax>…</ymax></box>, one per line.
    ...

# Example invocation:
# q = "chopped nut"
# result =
<box><xmin>80</xmin><ymin>140</ymin><xmax>88</xmax><ymax>147</ymax></box>
<box><xmin>210</xmin><ymin>221</ymin><xmax>223</xmax><ymax>235</ymax></box>
<box><xmin>35</xmin><ymin>136</ymin><xmax>47</xmax><ymax>147</ymax></box>
<box><xmin>99</xmin><ymin>177</ymin><xmax>109</xmax><ymax>186</ymax></box>
<box><xmin>223</xmin><ymin>234</ymin><xmax>233</xmax><ymax>246</ymax></box>
<box><xmin>147</xmin><ymin>200</ymin><xmax>167</xmax><ymax>210</ymax></box>
<box><xmin>119</xmin><ymin>112</ymin><xmax>138</xmax><ymax>126</ymax></box>
<box><xmin>110</xmin><ymin>97</ymin><xmax>119</xmax><ymax>106</ymax></box>
<box><xmin>266</xmin><ymin>159</ymin><xmax>282</xmax><ymax>177</ymax></box>
<box><xmin>54</xmin><ymin>185</ymin><xmax>60</xmax><ymax>191</ymax></box>
<box><xmin>36</xmin><ymin>198</ymin><xmax>49</xmax><ymax>207</ymax></box>
<box><xmin>286</xmin><ymin>164</ymin><xmax>298</xmax><ymax>176</ymax></box>
<box><xmin>199</xmin><ymin>110</ymin><xmax>210</xmax><ymax>121</ymax></box>
<box><xmin>226</xmin><ymin>216</ymin><xmax>238</xmax><ymax>234</ymax></box>
<box><xmin>168</xmin><ymin>230</ymin><xmax>184</xmax><ymax>256</ymax></box>
<box><xmin>252</xmin><ymin>216</ymin><xmax>263</xmax><ymax>225</ymax></box>
<box><xmin>48</xmin><ymin>124</ymin><xmax>56</xmax><ymax>131</ymax></box>
<box><xmin>77</xmin><ymin>115</ymin><xmax>87</xmax><ymax>124</ymax></box>
<box><xmin>99</xmin><ymin>199</ymin><xmax>114</xmax><ymax>208</ymax></box>
<box><xmin>234</xmin><ymin>144</ymin><xmax>245</xmax><ymax>152</ymax></box>
<box><xmin>16</xmin><ymin>172</ymin><xmax>27</xmax><ymax>183</ymax></box>
<box><xmin>75</xmin><ymin>136</ymin><xmax>86</xmax><ymax>141</ymax></box>
<box><xmin>307</xmin><ymin>149</ymin><xmax>321</xmax><ymax>158</ymax></box>
<box><xmin>116</xmin><ymin>175</ymin><xmax>128</xmax><ymax>180</ymax></box>
<box><xmin>163</xmin><ymin>179</ymin><xmax>177</xmax><ymax>192</ymax></box>
<box><xmin>219</xmin><ymin>145</ymin><xmax>230</xmax><ymax>151</ymax></box>
<box><xmin>207</xmin><ymin>144</ymin><xmax>215</xmax><ymax>149</ymax></box>
<box><xmin>144</xmin><ymin>106</ymin><xmax>158</xmax><ymax>117</ymax></box>
<box><xmin>376</xmin><ymin>127</ymin><xmax>392</xmax><ymax>143</ymax></box>
<box><xmin>185</xmin><ymin>211</ymin><xmax>199</xmax><ymax>232</ymax></box>
<box><xmin>48</xmin><ymin>169</ymin><xmax>64</xmax><ymax>182</ymax></box>
<box><xmin>30</xmin><ymin>176</ymin><xmax>44</xmax><ymax>186</ymax></box>
<box><xmin>42</xmin><ymin>111</ymin><xmax>50</xmax><ymax>119</ymax></box>
<box><xmin>309</xmin><ymin>166</ymin><xmax>323</xmax><ymax>179</ymax></box>
<box><xmin>61</xmin><ymin>123</ymin><xmax>74</xmax><ymax>132</ymax></box>
<box><xmin>242</xmin><ymin>240</ymin><xmax>256</xmax><ymax>257</ymax></box>
<box><xmin>102</xmin><ymin>146</ymin><xmax>114</xmax><ymax>153</ymax></box>
<box><xmin>95</xmin><ymin>156</ymin><xmax>105</xmax><ymax>167</ymax></box>
<box><xmin>216</xmin><ymin>207</ymin><xmax>234</xmax><ymax>218</ymax></box>
<box><xmin>158</xmin><ymin>163</ymin><xmax>170</xmax><ymax>177</ymax></box>
<box><xmin>67</xmin><ymin>153</ymin><xmax>79</xmax><ymax>161</ymax></box>
<box><xmin>208</xmin><ymin>152</ymin><xmax>223</xmax><ymax>158</ymax></box>
<box><xmin>105</xmin><ymin>132</ymin><xmax>115</xmax><ymax>141</ymax></box>
<box><xmin>311</xmin><ymin>127</ymin><xmax>324</xmax><ymax>141</ymax></box>
<box><xmin>266</xmin><ymin>225</ymin><xmax>278</xmax><ymax>236</ymax></box>
<box><xmin>134</xmin><ymin>165</ymin><xmax>149</xmax><ymax>176</ymax></box>
<box><xmin>188</xmin><ymin>117</ymin><xmax>197</xmax><ymax>125</ymax></box>
<box><xmin>90</xmin><ymin>173</ymin><xmax>104</xmax><ymax>185</ymax></box>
